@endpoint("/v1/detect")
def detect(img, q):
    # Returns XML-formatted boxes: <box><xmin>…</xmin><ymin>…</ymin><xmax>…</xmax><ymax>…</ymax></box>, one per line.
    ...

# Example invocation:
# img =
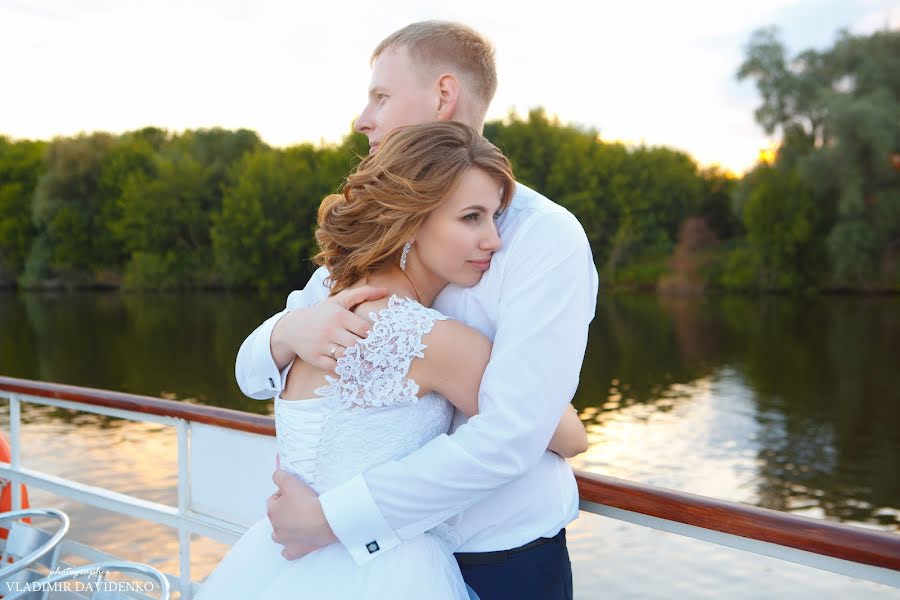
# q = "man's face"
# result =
<box><xmin>354</xmin><ymin>46</ymin><xmax>438</xmax><ymax>155</ymax></box>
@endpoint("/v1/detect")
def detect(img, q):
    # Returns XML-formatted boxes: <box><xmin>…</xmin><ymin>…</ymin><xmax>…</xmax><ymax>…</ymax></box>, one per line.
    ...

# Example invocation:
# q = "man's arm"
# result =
<box><xmin>234</xmin><ymin>267</ymin><xmax>331</xmax><ymax>399</ymax></box>
<box><xmin>234</xmin><ymin>267</ymin><xmax>389</xmax><ymax>399</ymax></box>
<box><xmin>318</xmin><ymin>211</ymin><xmax>598</xmax><ymax>564</ymax></box>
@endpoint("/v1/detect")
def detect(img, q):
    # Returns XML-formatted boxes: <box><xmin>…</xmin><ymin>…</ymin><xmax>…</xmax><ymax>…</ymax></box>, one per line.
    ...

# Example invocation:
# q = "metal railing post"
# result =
<box><xmin>9</xmin><ymin>394</ymin><xmax>21</xmax><ymax>510</ymax></box>
<box><xmin>177</xmin><ymin>419</ymin><xmax>192</xmax><ymax>599</ymax></box>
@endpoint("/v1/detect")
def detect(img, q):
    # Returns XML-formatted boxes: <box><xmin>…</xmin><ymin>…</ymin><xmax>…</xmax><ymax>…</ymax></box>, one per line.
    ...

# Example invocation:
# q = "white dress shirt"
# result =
<box><xmin>235</xmin><ymin>182</ymin><xmax>599</xmax><ymax>565</ymax></box>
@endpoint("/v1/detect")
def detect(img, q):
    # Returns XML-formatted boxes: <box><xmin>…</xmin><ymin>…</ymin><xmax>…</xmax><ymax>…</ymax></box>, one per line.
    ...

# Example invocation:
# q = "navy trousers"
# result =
<box><xmin>455</xmin><ymin>529</ymin><xmax>573</xmax><ymax>600</ymax></box>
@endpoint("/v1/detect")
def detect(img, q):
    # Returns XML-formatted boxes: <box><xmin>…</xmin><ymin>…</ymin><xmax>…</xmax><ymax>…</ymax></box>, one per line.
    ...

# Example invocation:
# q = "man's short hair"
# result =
<box><xmin>372</xmin><ymin>21</ymin><xmax>497</xmax><ymax>116</ymax></box>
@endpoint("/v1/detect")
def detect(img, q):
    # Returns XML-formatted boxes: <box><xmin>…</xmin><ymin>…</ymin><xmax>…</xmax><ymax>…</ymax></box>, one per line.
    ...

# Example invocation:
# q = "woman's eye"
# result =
<box><xmin>463</xmin><ymin>213</ymin><xmax>480</xmax><ymax>222</ymax></box>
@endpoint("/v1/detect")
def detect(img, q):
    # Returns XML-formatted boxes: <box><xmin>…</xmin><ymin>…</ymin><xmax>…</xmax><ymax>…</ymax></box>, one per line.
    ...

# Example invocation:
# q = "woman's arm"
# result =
<box><xmin>414</xmin><ymin>321</ymin><xmax>588</xmax><ymax>458</ymax></box>
<box><xmin>547</xmin><ymin>404</ymin><xmax>588</xmax><ymax>458</ymax></box>
<box><xmin>411</xmin><ymin>319</ymin><xmax>488</xmax><ymax>418</ymax></box>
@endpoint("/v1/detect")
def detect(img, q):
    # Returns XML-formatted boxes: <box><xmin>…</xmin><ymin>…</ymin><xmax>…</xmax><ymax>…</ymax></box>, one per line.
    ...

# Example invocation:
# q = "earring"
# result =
<box><xmin>400</xmin><ymin>241</ymin><xmax>412</xmax><ymax>271</ymax></box>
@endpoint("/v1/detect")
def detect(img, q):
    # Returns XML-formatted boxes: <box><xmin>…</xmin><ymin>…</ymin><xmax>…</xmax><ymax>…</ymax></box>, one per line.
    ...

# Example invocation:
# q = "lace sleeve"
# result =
<box><xmin>313</xmin><ymin>296</ymin><xmax>448</xmax><ymax>409</ymax></box>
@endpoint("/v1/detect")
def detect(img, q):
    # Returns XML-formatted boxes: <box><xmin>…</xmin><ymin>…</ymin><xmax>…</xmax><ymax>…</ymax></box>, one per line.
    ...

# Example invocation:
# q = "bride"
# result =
<box><xmin>195</xmin><ymin>121</ymin><xmax>588</xmax><ymax>599</ymax></box>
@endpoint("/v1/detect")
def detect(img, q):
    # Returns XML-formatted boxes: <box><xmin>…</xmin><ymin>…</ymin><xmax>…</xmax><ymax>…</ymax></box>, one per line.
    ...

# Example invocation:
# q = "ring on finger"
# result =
<box><xmin>330</xmin><ymin>346</ymin><xmax>339</xmax><ymax>359</ymax></box>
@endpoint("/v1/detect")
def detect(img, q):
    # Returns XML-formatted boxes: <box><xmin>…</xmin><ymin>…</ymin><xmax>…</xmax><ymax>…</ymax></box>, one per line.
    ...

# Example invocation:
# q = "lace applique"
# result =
<box><xmin>314</xmin><ymin>296</ymin><xmax>448</xmax><ymax>410</ymax></box>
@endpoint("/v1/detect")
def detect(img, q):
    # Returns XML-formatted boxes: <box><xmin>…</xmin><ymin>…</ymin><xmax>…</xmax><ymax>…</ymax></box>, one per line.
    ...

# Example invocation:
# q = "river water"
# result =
<box><xmin>1</xmin><ymin>290</ymin><xmax>898</xmax><ymax>598</ymax></box>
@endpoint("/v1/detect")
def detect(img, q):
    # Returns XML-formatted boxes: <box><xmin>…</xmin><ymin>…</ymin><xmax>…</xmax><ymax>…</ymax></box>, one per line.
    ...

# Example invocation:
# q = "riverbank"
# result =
<box><xmin>5</xmin><ymin>256</ymin><xmax>899</xmax><ymax>295</ymax></box>
<box><xmin>608</xmin><ymin>247</ymin><xmax>900</xmax><ymax>295</ymax></box>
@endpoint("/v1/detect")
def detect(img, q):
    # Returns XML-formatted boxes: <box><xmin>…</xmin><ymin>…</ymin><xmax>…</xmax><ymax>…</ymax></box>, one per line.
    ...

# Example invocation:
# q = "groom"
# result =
<box><xmin>235</xmin><ymin>21</ymin><xmax>598</xmax><ymax>600</ymax></box>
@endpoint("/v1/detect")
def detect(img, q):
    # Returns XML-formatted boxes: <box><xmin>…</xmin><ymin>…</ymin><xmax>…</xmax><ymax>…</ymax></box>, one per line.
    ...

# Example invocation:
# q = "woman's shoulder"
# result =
<box><xmin>351</xmin><ymin>294</ymin><xmax>487</xmax><ymax>362</ymax></box>
<box><xmin>417</xmin><ymin>317</ymin><xmax>490</xmax><ymax>373</ymax></box>
<box><xmin>409</xmin><ymin>312</ymin><xmax>491</xmax><ymax>412</ymax></box>
<box><xmin>351</xmin><ymin>296</ymin><xmax>392</xmax><ymax>323</ymax></box>
<box><xmin>352</xmin><ymin>295</ymin><xmax>451</xmax><ymax>337</ymax></box>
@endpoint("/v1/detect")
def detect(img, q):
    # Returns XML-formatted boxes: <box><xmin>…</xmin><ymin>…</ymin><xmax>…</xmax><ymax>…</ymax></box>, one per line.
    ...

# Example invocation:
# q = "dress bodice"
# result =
<box><xmin>274</xmin><ymin>296</ymin><xmax>453</xmax><ymax>494</ymax></box>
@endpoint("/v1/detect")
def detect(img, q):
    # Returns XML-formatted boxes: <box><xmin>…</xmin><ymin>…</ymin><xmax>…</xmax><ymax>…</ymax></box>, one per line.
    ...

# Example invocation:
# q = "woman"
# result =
<box><xmin>196</xmin><ymin>122</ymin><xmax>588</xmax><ymax>599</ymax></box>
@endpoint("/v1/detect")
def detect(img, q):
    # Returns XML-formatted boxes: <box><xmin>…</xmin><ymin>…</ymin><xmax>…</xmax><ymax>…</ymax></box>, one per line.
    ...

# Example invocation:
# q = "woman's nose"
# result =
<box><xmin>481</xmin><ymin>222</ymin><xmax>501</xmax><ymax>251</ymax></box>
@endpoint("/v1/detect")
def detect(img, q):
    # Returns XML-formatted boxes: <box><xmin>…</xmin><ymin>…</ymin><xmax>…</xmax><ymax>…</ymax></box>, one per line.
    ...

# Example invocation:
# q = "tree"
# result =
<box><xmin>212</xmin><ymin>136</ymin><xmax>363</xmax><ymax>290</ymax></box>
<box><xmin>738</xmin><ymin>27</ymin><xmax>900</xmax><ymax>286</ymax></box>
<box><xmin>723</xmin><ymin>165</ymin><xmax>820</xmax><ymax>290</ymax></box>
<box><xmin>119</xmin><ymin>151</ymin><xmax>212</xmax><ymax>288</ymax></box>
<box><xmin>0</xmin><ymin>137</ymin><xmax>46</xmax><ymax>284</ymax></box>
<box><xmin>25</xmin><ymin>133</ymin><xmax>118</xmax><ymax>286</ymax></box>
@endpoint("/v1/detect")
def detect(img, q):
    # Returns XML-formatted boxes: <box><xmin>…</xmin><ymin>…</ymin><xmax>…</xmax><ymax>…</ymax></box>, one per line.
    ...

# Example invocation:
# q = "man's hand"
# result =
<box><xmin>271</xmin><ymin>285</ymin><xmax>388</xmax><ymax>371</ymax></box>
<box><xmin>268</xmin><ymin>470</ymin><xmax>339</xmax><ymax>560</ymax></box>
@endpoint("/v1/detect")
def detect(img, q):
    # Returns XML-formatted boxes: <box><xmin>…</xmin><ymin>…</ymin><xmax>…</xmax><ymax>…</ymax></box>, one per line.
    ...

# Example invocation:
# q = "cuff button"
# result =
<box><xmin>366</xmin><ymin>541</ymin><xmax>380</xmax><ymax>554</ymax></box>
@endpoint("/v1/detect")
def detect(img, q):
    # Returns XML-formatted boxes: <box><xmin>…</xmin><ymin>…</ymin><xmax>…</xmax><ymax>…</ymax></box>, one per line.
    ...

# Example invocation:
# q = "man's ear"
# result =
<box><xmin>435</xmin><ymin>73</ymin><xmax>460</xmax><ymax>121</ymax></box>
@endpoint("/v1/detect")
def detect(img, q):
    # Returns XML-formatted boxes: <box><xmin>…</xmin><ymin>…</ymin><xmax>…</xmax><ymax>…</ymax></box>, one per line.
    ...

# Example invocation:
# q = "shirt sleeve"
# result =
<box><xmin>319</xmin><ymin>210</ymin><xmax>599</xmax><ymax>565</ymax></box>
<box><xmin>234</xmin><ymin>267</ymin><xmax>332</xmax><ymax>399</ymax></box>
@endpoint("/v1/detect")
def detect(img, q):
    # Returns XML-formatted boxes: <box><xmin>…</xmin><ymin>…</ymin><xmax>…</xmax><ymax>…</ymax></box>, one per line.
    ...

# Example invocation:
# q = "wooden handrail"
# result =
<box><xmin>0</xmin><ymin>376</ymin><xmax>274</xmax><ymax>436</ymax></box>
<box><xmin>2</xmin><ymin>375</ymin><xmax>899</xmax><ymax>573</ymax></box>
<box><xmin>577</xmin><ymin>472</ymin><xmax>900</xmax><ymax>572</ymax></box>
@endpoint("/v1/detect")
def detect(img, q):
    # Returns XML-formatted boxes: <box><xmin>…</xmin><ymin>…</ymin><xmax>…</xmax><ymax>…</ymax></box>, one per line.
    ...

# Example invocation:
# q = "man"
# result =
<box><xmin>235</xmin><ymin>21</ymin><xmax>598</xmax><ymax>600</ymax></box>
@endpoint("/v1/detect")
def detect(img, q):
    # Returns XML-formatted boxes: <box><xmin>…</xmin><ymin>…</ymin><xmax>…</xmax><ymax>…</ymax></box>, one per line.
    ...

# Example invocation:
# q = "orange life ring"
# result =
<box><xmin>0</xmin><ymin>432</ymin><xmax>30</xmax><ymax>540</ymax></box>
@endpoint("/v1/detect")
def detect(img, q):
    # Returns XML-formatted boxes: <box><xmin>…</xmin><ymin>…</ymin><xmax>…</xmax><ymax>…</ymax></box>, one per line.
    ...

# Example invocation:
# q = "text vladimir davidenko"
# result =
<box><xmin>5</xmin><ymin>567</ymin><xmax>156</xmax><ymax>593</ymax></box>
<box><xmin>5</xmin><ymin>581</ymin><xmax>157</xmax><ymax>592</ymax></box>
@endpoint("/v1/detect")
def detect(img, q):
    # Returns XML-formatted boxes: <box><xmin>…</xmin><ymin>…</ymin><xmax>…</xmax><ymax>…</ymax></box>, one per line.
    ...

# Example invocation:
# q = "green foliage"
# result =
<box><xmin>739</xmin><ymin>27</ymin><xmax>900</xmax><ymax>288</ymax></box>
<box><xmin>25</xmin><ymin>133</ymin><xmax>122</xmax><ymax>286</ymax></box>
<box><xmin>718</xmin><ymin>244</ymin><xmax>759</xmax><ymax>290</ymax></box>
<box><xmin>212</xmin><ymin>140</ymin><xmax>361</xmax><ymax>290</ymax></box>
<box><xmin>0</xmin><ymin>137</ymin><xmax>45</xmax><ymax>284</ymax></box>
<box><xmin>826</xmin><ymin>218</ymin><xmax>878</xmax><ymax>282</ymax></box>
<box><xmin>722</xmin><ymin>166</ymin><xmax>820</xmax><ymax>291</ymax></box>
<box><xmin>485</xmin><ymin>109</ymin><xmax>710</xmax><ymax>286</ymax></box>
<box><xmin>4</xmin><ymin>20</ymin><xmax>897</xmax><ymax>297</ymax></box>
<box><xmin>487</xmin><ymin>109</ymin><xmax>625</xmax><ymax>266</ymax></box>
<box><xmin>0</xmin><ymin>109</ymin><xmax>851</xmax><ymax>293</ymax></box>
<box><xmin>108</xmin><ymin>129</ymin><xmax>263</xmax><ymax>290</ymax></box>
<box><xmin>114</xmin><ymin>152</ymin><xmax>212</xmax><ymax>288</ymax></box>
<box><xmin>698</xmin><ymin>166</ymin><xmax>741</xmax><ymax>240</ymax></box>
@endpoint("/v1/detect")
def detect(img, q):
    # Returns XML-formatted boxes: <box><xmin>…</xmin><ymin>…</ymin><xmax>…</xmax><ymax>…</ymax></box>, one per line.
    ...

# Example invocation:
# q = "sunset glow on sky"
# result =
<box><xmin>1</xmin><ymin>0</ymin><xmax>897</xmax><ymax>174</ymax></box>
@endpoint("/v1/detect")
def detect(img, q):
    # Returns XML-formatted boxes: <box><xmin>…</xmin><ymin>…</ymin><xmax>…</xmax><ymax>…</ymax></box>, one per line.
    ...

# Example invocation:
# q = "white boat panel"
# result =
<box><xmin>188</xmin><ymin>423</ymin><xmax>277</xmax><ymax>529</ymax></box>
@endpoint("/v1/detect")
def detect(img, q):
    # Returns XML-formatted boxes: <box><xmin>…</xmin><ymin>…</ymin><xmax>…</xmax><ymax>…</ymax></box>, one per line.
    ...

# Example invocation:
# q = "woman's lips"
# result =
<box><xmin>469</xmin><ymin>258</ymin><xmax>491</xmax><ymax>271</ymax></box>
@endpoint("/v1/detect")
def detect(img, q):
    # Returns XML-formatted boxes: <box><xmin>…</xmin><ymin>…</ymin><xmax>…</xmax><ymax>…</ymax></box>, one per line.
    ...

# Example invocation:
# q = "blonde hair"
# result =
<box><xmin>315</xmin><ymin>122</ymin><xmax>514</xmax><ymax>295</ymax></box>
<box><xmin>372</xmin><ymin>21</ymin><xmax>497</xmax><ymax>117</ymax></box>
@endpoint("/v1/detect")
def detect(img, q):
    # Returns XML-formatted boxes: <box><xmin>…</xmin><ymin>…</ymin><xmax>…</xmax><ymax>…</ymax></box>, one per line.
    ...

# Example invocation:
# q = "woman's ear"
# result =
<box><xmin>435</xmin><ymin>74</ymin><xmax>460</xmax><ymax>121</ymax></box>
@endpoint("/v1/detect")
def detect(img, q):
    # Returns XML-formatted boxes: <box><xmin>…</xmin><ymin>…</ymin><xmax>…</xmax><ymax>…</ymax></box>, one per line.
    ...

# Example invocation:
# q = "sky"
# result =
<box><xmin>1</xmin><ymin>0</ymin><xmax>897</xmax><ymax>174</ymax></box>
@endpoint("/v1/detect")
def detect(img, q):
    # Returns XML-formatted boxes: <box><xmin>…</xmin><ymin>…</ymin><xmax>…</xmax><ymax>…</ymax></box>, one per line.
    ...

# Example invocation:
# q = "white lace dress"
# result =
<box><xmin>195</xmin><ymin>296</ymin><xmax>472</xmax><ymax>600</ymax></box>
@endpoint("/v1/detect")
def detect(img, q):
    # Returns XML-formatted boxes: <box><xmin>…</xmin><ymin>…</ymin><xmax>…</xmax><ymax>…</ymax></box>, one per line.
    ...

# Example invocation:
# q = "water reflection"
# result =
<box><xmin>0</xmin><ymin>290</ymin><xmax>285</xmax><ymax>414</ymax></box>
<box><xmin>573</xmin><ymin>293</ymin><xmax>900</xmax><ymax>530</ymax></box>
<box><xmin>1</xmin><ymin>290</ymin><xmax>898</xmax><ymax>531</ymax></box>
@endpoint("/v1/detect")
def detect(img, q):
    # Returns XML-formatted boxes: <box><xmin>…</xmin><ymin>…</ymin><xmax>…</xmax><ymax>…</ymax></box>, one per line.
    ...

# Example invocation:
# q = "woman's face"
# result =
<box><xmin>413</xmin><ymin>167</ymin><xmax>504</xmax><ymax>288</ymax></box>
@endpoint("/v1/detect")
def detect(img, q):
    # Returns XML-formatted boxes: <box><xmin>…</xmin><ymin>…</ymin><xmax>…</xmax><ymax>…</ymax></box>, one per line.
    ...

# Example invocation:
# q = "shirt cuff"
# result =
<box><xmin>250</xmin><ymin>311</ymin><xmax>290</xmax><ymax>396</ymax></box>
<box><xmin>319</xmin><ymin>474</ymin><xmax>401</xmax><ymax>565</ymax></box>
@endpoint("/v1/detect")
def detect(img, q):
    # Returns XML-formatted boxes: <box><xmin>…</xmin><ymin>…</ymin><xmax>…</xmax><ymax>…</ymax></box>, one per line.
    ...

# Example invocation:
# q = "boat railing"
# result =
<box><xmin>1</xmin><ymin>375</ymin><xmax>898</xmax><ymax>599</ymax></box>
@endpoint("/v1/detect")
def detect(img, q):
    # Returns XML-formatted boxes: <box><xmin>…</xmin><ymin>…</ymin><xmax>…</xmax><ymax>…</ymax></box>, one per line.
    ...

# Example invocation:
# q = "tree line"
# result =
<box><xmin>0</xmin><ymin>27</ymin><xmax>897</xmax><ymax>293</ymax></box>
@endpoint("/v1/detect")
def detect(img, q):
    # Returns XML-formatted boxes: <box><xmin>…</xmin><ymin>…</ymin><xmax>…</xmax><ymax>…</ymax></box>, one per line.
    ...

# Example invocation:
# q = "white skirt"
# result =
<box><xmin>195</xmin><ymin>517</ymin><xmax>473</xmax><ymax>600</ymax></box>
